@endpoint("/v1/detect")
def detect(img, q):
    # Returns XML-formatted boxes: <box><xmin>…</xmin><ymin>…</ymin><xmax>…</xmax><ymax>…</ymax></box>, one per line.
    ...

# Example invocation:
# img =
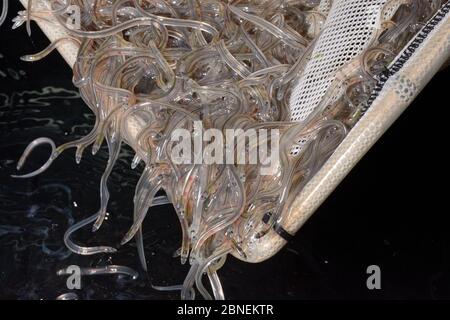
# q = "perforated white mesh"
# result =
<box><xmin>289</xmin><ymin>0</ymin><xmax>388</xmax><ymax>122</ymax></box>
<box><xmin>317</xmin><ymin>0</ymin><xmax>333</xmax><ymax>15</ymax></box>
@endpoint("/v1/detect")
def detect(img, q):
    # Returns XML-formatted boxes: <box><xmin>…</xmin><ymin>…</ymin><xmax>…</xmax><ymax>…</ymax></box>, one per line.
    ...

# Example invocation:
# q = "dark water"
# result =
<box><xmin>1</xmin><ymin>1</ymin><xmax>450</xmax><ymax>300</ymax></box>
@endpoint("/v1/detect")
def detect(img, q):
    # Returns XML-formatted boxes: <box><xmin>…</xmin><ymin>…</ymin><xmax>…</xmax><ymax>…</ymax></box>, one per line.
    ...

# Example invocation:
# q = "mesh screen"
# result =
<box><xmin>289</xmin><ymin>0</ymin><xmax>389</xmax><ymax>122</ymax></box>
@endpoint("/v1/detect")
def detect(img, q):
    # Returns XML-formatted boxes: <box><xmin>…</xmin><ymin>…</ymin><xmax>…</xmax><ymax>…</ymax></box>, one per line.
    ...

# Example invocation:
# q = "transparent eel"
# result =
<box><xmin>0</xmin><ymin>0</ymin><xmax>8</xmax><ymax>27</ymax></box>
<box><xmin>11</xmin><ymin>0</ymin><xmax>444</xmax><ymax>300</ymax></box>
<box><xmin>57</xmin><ymin>265</ymin><xmax>139</xmax><ymax>279</ymax></box>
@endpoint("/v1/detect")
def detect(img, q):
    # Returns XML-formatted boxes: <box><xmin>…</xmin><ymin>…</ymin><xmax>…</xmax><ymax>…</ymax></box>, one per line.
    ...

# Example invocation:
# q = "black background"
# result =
<box><xmin>0</xmin><ymin>1</ymin><xmax>449</xmax><ymax>300</ymax></box>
